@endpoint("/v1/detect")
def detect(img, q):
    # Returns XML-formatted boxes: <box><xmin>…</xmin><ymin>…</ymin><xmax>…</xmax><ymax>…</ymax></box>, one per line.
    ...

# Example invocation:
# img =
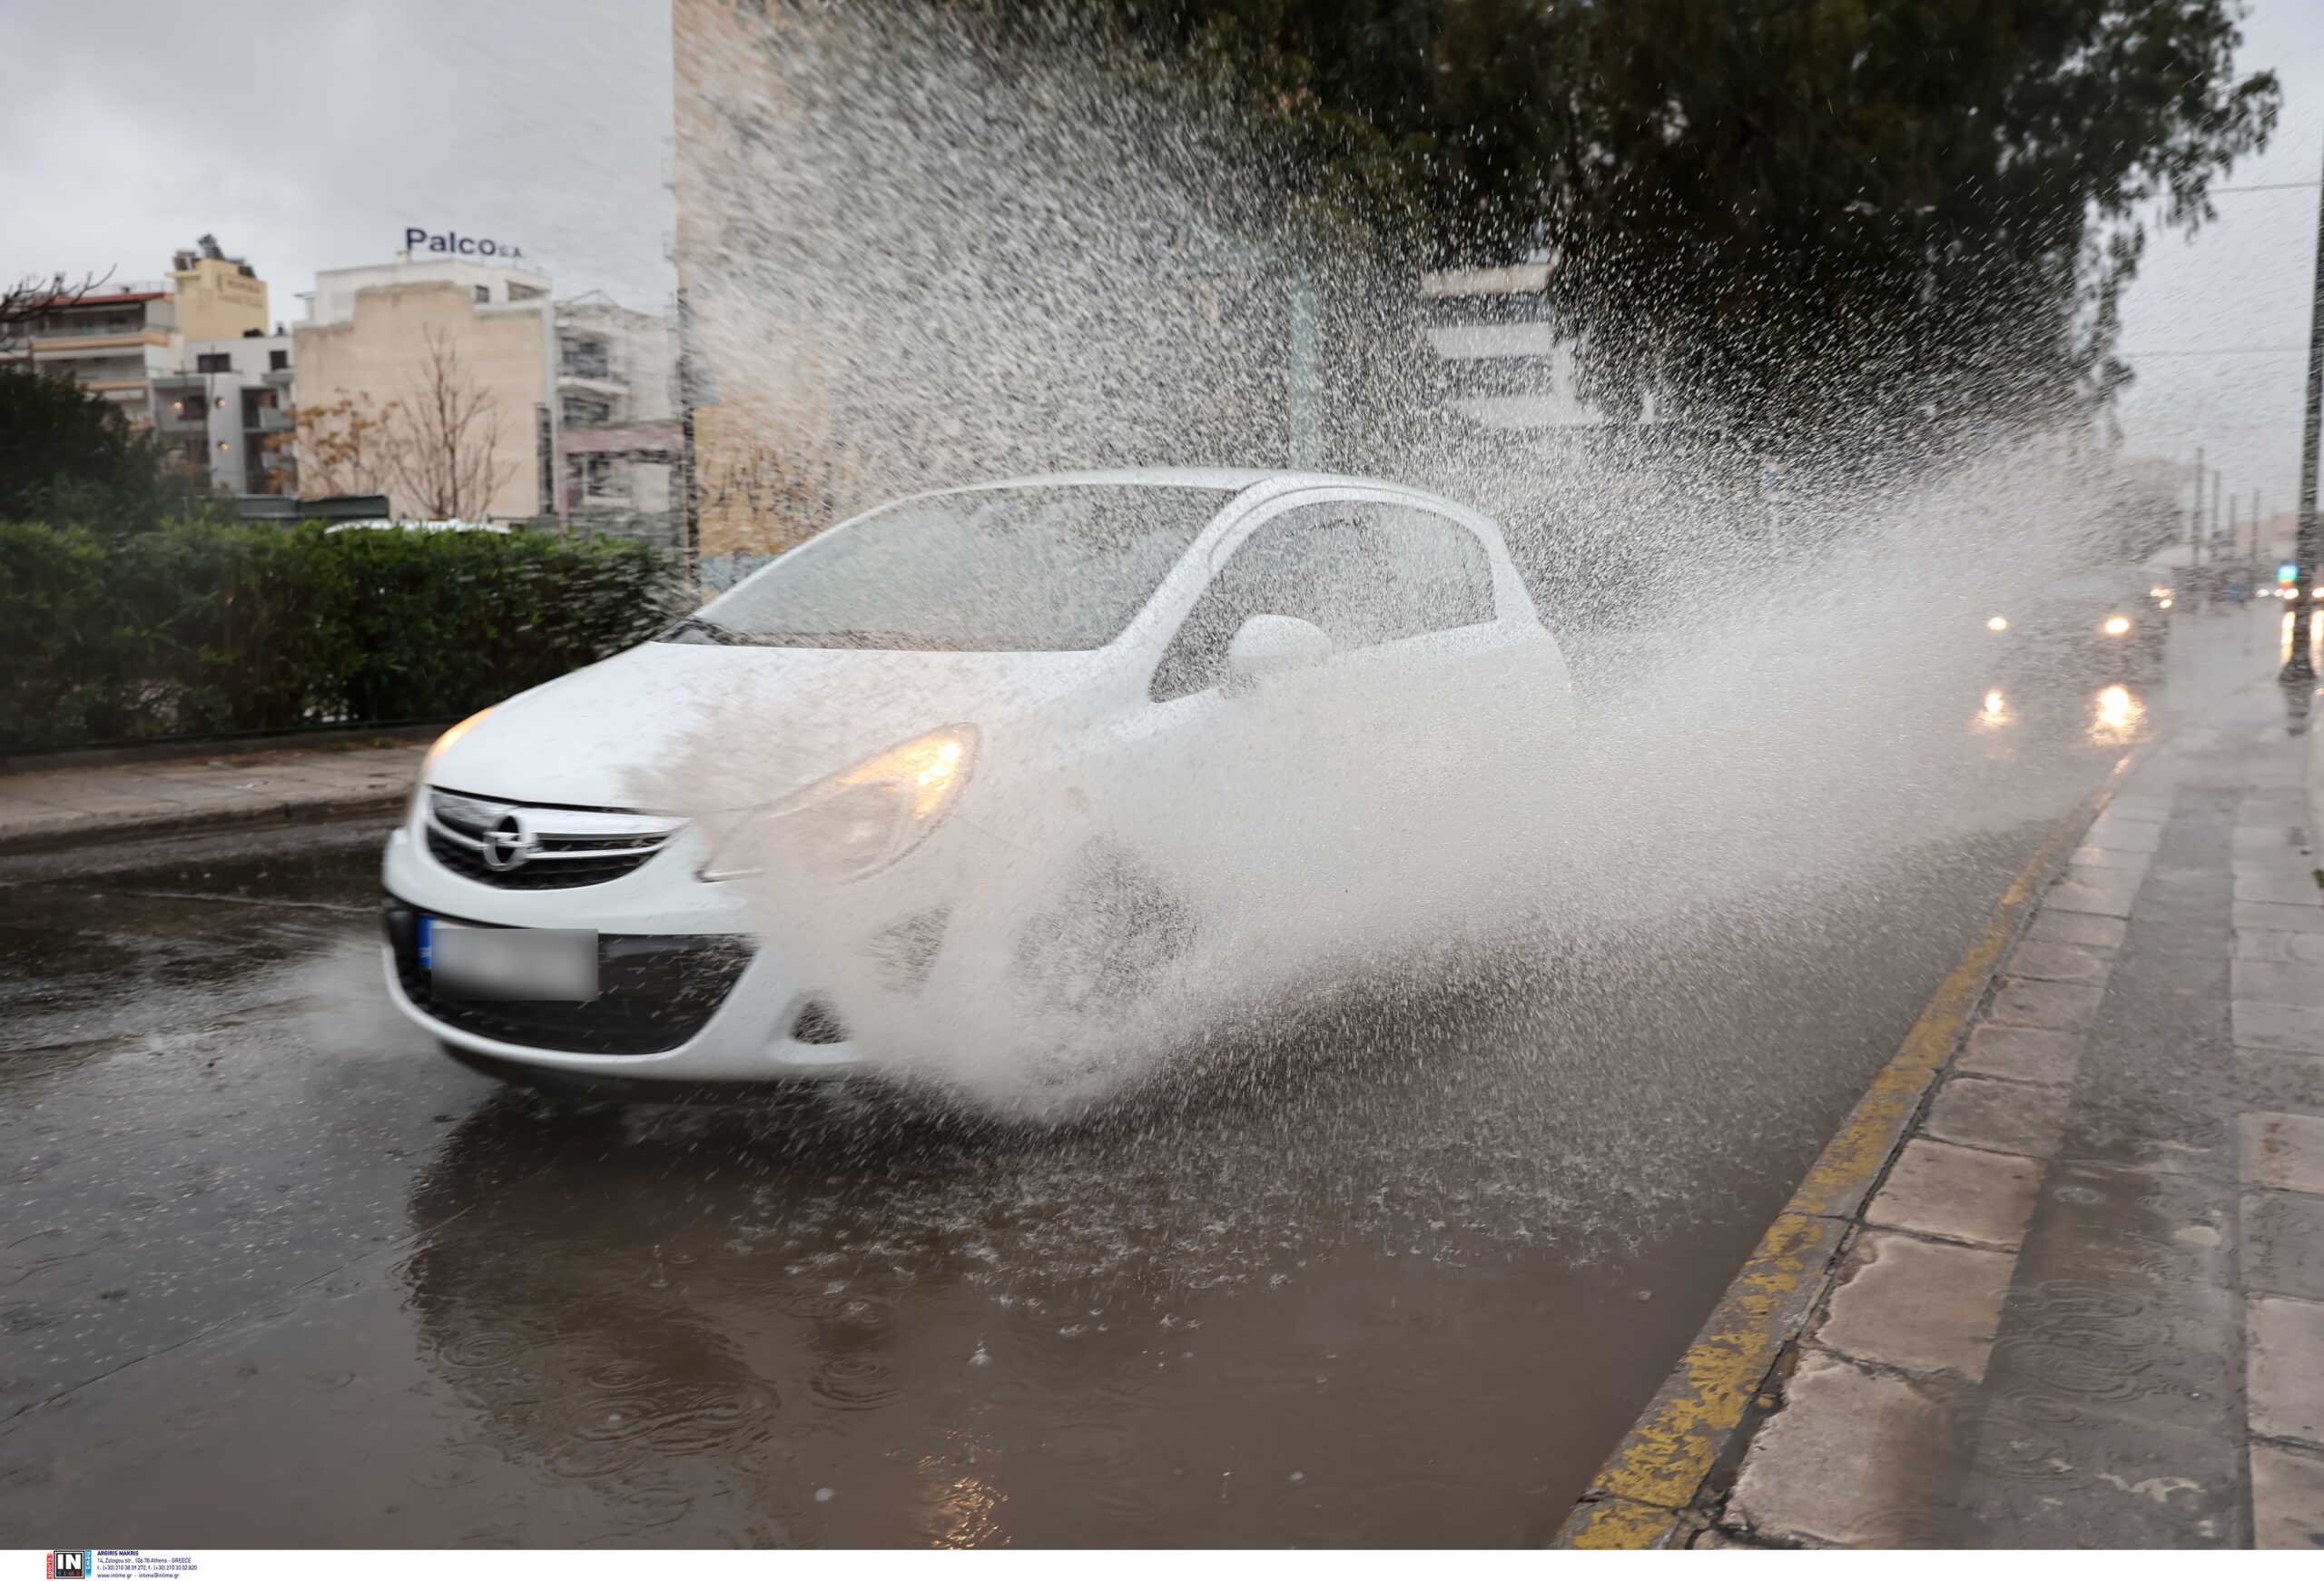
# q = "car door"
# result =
<box><xmin>1098</xmin><ymin>490</ymin><xmax>1511</xmax><ymax>953</ymax></box>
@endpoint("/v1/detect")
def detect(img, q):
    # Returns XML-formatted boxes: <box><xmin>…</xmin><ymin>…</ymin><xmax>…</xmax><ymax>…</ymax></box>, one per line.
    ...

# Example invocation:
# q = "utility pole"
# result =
<box><xmin>2193</xmin><ymin>446</ymin><xmax>2206</xmax><ymax>572</ymax></box>
<box><xmin>2282</xmin><ymin>141</ymin><xmax>2324</xmax><ymax>686</ymax></box>
<box><xmin>2211</xmin><ymin>469</ymin><xmax>2224</xmax><ymax>594</ymax></box>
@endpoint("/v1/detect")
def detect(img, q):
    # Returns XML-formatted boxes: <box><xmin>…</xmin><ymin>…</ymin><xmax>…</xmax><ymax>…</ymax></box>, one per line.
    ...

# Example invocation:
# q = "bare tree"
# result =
<box><xmin>387</xmin><ymin>327</ymin><xmax>510</xmax><ymax>519</ymax></box>
<box><xmin>0</xmin><ymin>268</ymin><xmax>117</xmax><ymax>364</ymax></box>
<box><xmin>288</xmin><ymin>392</ymin><xmax>407</xmax><ymax>499</ymax></box>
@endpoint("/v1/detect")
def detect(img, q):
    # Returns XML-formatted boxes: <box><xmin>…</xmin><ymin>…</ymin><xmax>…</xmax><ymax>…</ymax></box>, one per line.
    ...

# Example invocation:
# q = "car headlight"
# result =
<box><xmin>699</xmin><ymin>724</ymin><xmax>979</xmax><ymax>884</ymax></box>
<box><xmin>425</xmin><ymin>707</ymin><xmax>494</xmax><ymax>766</ymax></box>
<box><xmin>1986</xmin><ymin>616</ymin><xmax>2010</xmax><ymax>632</ymax></box>
<box><xmin>2102</xmin><ymin>616</ymin><xmax>2132</xmax><ymax>636</ymax></box>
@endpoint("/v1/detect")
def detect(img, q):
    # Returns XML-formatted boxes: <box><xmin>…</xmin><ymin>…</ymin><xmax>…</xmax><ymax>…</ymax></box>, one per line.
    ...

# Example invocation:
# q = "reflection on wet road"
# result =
<box><xmin>0</xmin><ymin>608</ymin><xmax>2270</xmax><ymax>1546</ymax></box>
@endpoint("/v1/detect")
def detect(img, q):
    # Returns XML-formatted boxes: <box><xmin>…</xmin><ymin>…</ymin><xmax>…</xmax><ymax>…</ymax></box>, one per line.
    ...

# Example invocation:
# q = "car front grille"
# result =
<box><xmin>384</xmin><ymin>900</ymin><xmax>753</xmax><ymax>1057</ymax></box>
<box><xmin>423</xmin><ymin>787</ymin><xmax>684</xmax><ymax>890</ymax></box>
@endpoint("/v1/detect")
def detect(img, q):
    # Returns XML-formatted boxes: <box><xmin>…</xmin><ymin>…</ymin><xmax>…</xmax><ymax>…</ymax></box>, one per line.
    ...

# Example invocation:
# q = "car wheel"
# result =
<box><xmin>1006</xmin><ymin>840</ymin><xmax>1195</xmax><ymax>1020</ymax></box>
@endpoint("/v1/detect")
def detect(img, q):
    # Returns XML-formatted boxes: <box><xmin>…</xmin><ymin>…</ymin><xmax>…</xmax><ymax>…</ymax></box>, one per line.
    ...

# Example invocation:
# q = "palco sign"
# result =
<box><xmin>403</xmin><ymin>227</ymin><xmax>526</xmax><ymax>261</ymax></box>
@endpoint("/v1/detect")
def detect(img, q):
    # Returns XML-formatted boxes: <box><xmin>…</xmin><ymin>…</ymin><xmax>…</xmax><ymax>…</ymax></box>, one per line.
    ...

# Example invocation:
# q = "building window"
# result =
<box><xmin>583</xmin><ymin>455</ymin><xmax>625</xmax><ymax>499</ymax></box>
<box><xmin>196</xmin><ymin>351</ymin><xmax>231</xmax><ymax>373</ymax></box>
<box><xmin>560</xmin><ymin>337</ymin><xmax>609</xmax><ymax>379</ymax></box>
<box><xmin>269</xmin><ymin>348</ymin><xmax>290</xmax><ymax>371</ymax></box>
<box><xmin>474</xmin><ymin>284</ymin><xmax>491</xmax><ymax>304</ymax></box>
<box><xmin>509</xmin><ymin>283</ymin><xmax>546</xmax><ymax>302</ymax></box>
<box><xmin>563</xmin><ymin>393</ymin><xmax>612</xmax><ymax>426</ymax></box>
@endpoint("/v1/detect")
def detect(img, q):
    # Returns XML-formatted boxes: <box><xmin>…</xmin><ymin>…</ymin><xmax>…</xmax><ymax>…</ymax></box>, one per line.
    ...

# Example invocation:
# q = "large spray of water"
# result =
<box><xmin>654</xmin><ymin>4</ymin><xmax>2161</xmax><ymax>1120</ymax></box>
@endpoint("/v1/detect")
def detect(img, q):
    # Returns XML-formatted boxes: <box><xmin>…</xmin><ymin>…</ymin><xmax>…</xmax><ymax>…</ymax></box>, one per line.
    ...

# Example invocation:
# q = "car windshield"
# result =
<box><xmin>664</xmin><ymin>485</ymin><xmax>1230</xmax><ymax>652</ymax></box>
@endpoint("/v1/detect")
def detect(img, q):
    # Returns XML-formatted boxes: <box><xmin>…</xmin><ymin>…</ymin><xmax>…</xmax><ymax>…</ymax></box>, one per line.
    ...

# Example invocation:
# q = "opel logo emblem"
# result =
<box><xmin>482</xmin><ymin>811</ymin><xmax>539</xmax><ymax>871</ymax></box>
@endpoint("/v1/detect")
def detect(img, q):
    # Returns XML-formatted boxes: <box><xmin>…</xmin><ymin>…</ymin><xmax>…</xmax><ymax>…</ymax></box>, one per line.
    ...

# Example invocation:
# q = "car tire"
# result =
<box><xmin>1005</xmin><ymin>839</ymin><xmax>1195</xmax><ymax>1019</ymax></box>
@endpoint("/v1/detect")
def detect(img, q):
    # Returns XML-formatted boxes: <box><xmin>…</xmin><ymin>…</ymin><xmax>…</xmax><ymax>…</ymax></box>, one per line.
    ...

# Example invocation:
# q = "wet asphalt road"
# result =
<box><xmin>0</xmin><ymin>610</ymin><xmax>2270</xmax><ymax>1546</ymax></box>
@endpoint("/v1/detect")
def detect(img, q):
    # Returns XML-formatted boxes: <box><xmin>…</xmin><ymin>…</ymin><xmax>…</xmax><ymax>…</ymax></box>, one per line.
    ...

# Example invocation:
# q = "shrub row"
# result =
<box><xmin>0</xmin><ymin>520</ymin><xmax>687</xmax><ymax>751</ymax></box>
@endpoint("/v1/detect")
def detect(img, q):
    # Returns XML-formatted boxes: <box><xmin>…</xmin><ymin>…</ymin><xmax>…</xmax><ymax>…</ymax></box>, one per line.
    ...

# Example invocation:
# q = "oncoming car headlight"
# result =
<box><xmin>700</xmin><ymin>725</ymin><xmax>979</xmax><ymax>884</ymax></box>
<box><xmin>2101</xmin><ymin>615</ymin><xmax>2133</xmax><ymax>637</ymax></box>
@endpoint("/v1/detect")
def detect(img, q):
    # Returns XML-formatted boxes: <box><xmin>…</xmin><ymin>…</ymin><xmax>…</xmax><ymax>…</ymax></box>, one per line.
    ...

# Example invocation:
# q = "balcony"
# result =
<box><xmin>261</xmin><ymin>366</ymin><xmax>294</xmax><ymax>388</ymax></box>
<box><xmin>256</xmin><ymin>406</ymin><xmax>294</xmax><ymax>433</ymax></box>
<box><xmin>32</xmin><ymin>320</ymin><xmax>164</xmax><ymax>341</ymax></box>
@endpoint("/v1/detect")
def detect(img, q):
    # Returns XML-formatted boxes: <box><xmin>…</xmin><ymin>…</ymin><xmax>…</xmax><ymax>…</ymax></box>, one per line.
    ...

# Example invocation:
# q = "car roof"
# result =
<box><xmin>932</xmin><ymin>467</ymin><xmax>1472</xmax><ymax>515</ymax></box>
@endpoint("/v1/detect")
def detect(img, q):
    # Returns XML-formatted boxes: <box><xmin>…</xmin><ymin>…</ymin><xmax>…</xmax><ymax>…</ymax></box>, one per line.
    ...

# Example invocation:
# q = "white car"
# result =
<box><xmin>381</xmin><ymin>469</ymin><xmax>1577</xmax><ymax>1097</ymax></box>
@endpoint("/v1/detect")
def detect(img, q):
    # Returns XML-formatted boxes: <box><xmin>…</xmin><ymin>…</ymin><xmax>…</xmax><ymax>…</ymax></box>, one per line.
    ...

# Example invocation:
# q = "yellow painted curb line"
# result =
<box><xmin>1552</xmin><ymin>747</ymin><xmax>2144</xmax><ymax>1549</ymax></box>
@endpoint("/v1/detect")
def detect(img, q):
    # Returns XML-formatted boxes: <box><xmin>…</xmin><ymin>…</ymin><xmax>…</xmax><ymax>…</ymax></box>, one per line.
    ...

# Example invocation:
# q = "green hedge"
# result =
<box><xmin>0</xmin><ymin>520</ymin><xmax>686</xmax><ymax>751</ymax></box>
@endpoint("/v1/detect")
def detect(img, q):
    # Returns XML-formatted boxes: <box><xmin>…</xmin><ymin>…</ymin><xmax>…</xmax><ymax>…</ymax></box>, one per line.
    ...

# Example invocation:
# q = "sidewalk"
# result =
<box><xmin>0</xmin><ymin>737</ymin><xmax>426</xmax><ymax>854</ymax></box>
<box><xmin>1561</xmin><ymin>674</ymin><xmax>2324</xmax><ymax>1548</ymax></box>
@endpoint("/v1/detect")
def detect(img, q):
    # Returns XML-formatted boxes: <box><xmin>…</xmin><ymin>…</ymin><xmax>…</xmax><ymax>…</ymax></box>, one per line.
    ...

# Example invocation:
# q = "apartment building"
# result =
<box><xmin>555</xmin><ymin>292</ymin><xmax>680</xmax><ymax>543</ymax></box>
<box><xmin>294</xmin><ymin>256</ymin><xmax>558</xmax><ymax>522</ymax></box>
<box><xmin>293</xmin><ymin>256</ymin><xmax>676</xmax><ymax>537</ymax></box>
<box><xmin>14</xmin><ymin>237</ymin><xmax>292</xmax><ymax>495</ymax></box>
<box><xmin>15</xmin><ymin>282</ymin><xmax>184</xmax><ymax>423</ymax></box>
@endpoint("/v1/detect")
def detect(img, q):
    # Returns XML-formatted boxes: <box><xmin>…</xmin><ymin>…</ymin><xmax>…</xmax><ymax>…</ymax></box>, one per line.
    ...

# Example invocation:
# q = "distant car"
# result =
<box><xmin>1981</xmin><ymin>568</ymin><xmax>2166</xmax><ymax>679</ymax></box>
<box><xmin>379</xmin><ymin>469</ymin><xmax>1579</xmax><ymax>1095</ymax></box>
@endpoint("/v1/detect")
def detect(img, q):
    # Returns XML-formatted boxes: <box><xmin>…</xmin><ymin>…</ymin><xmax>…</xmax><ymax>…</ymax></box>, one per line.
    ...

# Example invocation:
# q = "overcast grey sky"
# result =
<box><xmin>0</xmin><ymin>0</ymin><xmax>678</xmax><ymax>315</ymax></box>
<box><xmin>3</xmin><ymin>0</ymin><xmax>2317</xmax><ymax>518</ymax></box>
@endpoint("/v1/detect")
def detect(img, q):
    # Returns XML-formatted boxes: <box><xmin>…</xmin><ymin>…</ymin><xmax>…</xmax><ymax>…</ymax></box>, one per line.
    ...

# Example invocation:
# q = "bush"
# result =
<box><xmin>0</xmin><ymin>520</ymin><xmax>686</xmax><ymax>751</ymax></box>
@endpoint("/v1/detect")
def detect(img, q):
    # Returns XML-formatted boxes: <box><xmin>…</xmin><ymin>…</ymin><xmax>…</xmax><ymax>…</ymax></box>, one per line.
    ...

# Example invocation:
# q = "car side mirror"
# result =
<box><xmin>1222</xmin><ymin>614</ymin><xmax>1332</xmax><ymax>694</ymax></box>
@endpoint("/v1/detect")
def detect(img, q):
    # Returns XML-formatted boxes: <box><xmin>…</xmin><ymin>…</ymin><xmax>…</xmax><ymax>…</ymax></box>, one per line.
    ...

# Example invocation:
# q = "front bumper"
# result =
<box><xmin>379</xmin><ymin>825</ymin><xmax>870</xmax><ymax>1082</ymax></box>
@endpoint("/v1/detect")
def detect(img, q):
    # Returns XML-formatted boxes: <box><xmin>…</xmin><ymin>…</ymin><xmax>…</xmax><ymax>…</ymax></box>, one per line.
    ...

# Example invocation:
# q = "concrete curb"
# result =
<box><xmin>0</xmin><ymin>786</ymin><xmax>412</xmax><ymax>857</ymax></box>
<box><xmin>1551</xmin><ymin>746</ymin><xmax>2147</xmax><ymax>1549</ymax></box>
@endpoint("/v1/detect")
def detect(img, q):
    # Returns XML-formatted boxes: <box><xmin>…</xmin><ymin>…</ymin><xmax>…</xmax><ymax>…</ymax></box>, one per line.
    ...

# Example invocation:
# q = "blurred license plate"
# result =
<box><xmin>421</xmin><ymin>917</ymin><xmax>598</xmax><ymax>1002</ymax></box>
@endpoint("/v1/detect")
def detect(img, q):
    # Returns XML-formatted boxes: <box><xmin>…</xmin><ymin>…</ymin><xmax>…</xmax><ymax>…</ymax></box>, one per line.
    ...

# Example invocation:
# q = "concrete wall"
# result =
<box><xmin>170</xmin><ymin>257</ymin><xmax>269</xmax><ymax>342</ymax></box>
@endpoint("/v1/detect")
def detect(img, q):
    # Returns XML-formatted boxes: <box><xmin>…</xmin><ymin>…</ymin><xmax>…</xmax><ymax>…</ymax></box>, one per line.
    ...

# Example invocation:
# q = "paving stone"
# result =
<box><xmin>2070</xmin><ymin>845</ymin><xmax>2152</xmax><ymax>874</ymax></box>
<box><xmin>1988</xmin><ymin>978</ymin><xmax>2105</xmax><ymax>1033</ymax></box>
<box><xmin>2233</xmin><ymin>1002</ymin><xmax>2324</xmax><ymax>1056</ymax></box>
<box><xmin>2237</xmin><ymin>901</ymin><xmax>2324</xmax><ymax>936</ymax></box>
<box><xmin>1866</xmin><ymin>1140</ymin><xmax>2041</xmax><ymax>1250</ymax></box>
<box><xmin>2134</xmin><ymin>948</ymin><xmax>2230</xmax><ymax>998</ymax></box>
<box><xmin>2046</xmin><ymin>880</ymin><xmax>2139</xmax><ymax>919</ymax></box>
<box><xmin>1925</xmin><ymin>1075</ymin><xmax>2069</xmax><ymax>1158</ymax></box>
<box><xmin>1958</xmin><ymin>1024</ymin><xmax>2081</xmax><ymax>1086</ymax></box>
<box><xmin>2242</xmin><ymin>1112</ymin><xmax>2324</xmax><ymax>1195</ymax></box>
<box><xmin>2250</xmin><ymin>1296</ymin><xmax>2324</xmax><ymax>1448</ymax></box>
<box><xmin>2083</xmin><ymin>817</ymin><xmax>2163</xmax><ymax>855</ymax></box>
<box><xmin>2235</xmin><ymin>929</ymin><xmax>2306</xmax><ymax>963</ymax></box>
<box><xmin>2028</xmin><ymin>909</ymin><xmax>2128</xmax><ymax>951</ymax></box>
<box><xmin>1813</xmin><ymin>1230</ymin><xmax>2013</xmax><ymax>1381</ymax></box>
<box><xmin>2252</xmin><ymin>1443</ymin><xmax>2324</xmax><ymax>1550</ymax></box>
<box><xmin>2065</xmin><ymin>861</ymin><xmax>2145</xmax><ymax>893</ymax></box>
<box><xmin>2237</xmin><ymin>1052</ymin><xmax>2324</xmax><ymax>1118</ymax></box>
<box><xmin>2235</xmin><ymin>825</ymin><xmax>2309</xmax><ymax>855</ymax></box>
<box><xmin>1728</xmin><ymin>1352</ymin><xmax>1949</xmax><ymax>1547</ymax></box>
<box><xmin>2238</xmin><ymin>870</ymin><xmax>2324</xmax><ymax>908</ymax></box>
<box><xmin>1953</xmin><ymin>1403</ymin><xmax>2247</xmax><ymax>1547</ymax></box>
<box><xmin>2034</xmin><ymin>1162</ymin><xmax>2234</xmax><ymax>1287</ymax></box>
<box><xmin>2244</xmin><ymin>1190</ymin><xmax>2324</xmax><ymax>1303</ymax></box>
<box><xmin>2008</xmin><ymin>941</ymin><xmax>2112</xmax><ymax>985</ymax></box>
<box><xmin>2235</xmin><ymin>961</ymin><xmax>2324</xmax><ymax>1010</ymax></box>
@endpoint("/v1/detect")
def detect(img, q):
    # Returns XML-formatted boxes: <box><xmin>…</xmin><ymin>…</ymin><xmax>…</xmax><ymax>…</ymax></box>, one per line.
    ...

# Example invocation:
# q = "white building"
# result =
<box><xmin>293</xmin><ymin>255</ymin><xmax>677</xmax><ymax>539</ymax></box>
<box><xmin>1421</xmin><ymin>263</ymin><xmax>1661</xmax><ymax>432</ymax></box>
<box><xmin>555</xmin><ymin>291</ymin><xmax>680</xmax><ymax>542</ymax></box>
